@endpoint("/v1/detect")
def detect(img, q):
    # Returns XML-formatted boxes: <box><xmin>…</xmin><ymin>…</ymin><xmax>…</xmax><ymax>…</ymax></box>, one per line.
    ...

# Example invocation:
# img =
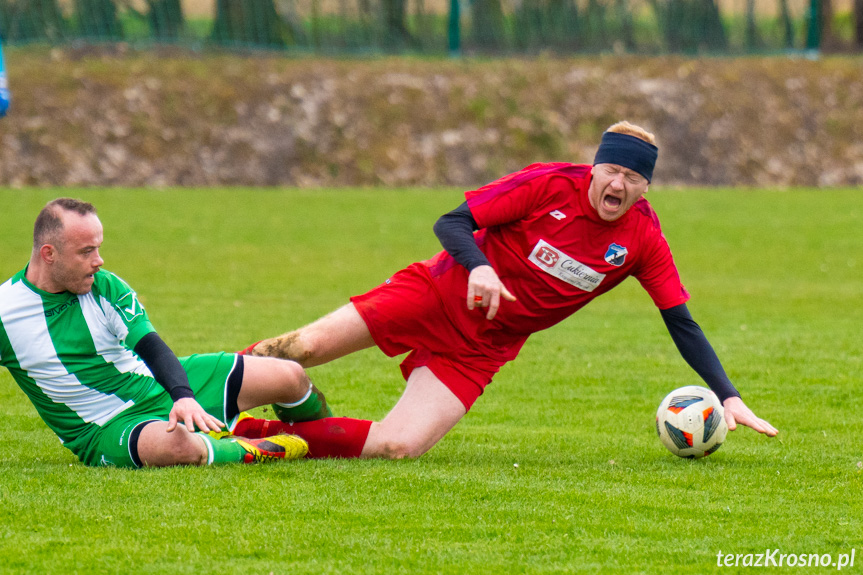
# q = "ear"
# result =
<box><xmin>39</xmin><ymin>244</ymin><xmax>57</xmax><ymax>264</ymax></box>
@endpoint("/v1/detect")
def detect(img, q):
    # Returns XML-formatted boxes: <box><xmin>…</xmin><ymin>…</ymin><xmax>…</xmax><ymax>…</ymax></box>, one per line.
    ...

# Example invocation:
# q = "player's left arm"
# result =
<box><xmin>134</xmin><ymin>332</ymin><xmax>224</xmax><ymax>433</ymax></box>
<box><xmin>660</xmin><ymin>303</ymin><xmax>777</xmax><ymax>437</ymax></box>
<box><xmin>99</xmin><ymin>271</ymin><xmax>223</xmax><ymax>433</ymax></box>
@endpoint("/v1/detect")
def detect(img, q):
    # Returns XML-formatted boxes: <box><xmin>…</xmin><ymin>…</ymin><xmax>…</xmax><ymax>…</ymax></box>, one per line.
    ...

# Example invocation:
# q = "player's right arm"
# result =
<box><xmin>433</xmin><ymin>202</ymin><xmax>515</xmax><ymax>320</ymax></box>
<box><xmin>659</xmin><ymin>303</ymin><xmax>740</xmax><ymax>402</ymax></box>
<box><xmin>636</xmin><ymin>230</ymin><xmax>777</xmax><ymax>437</ymax></box>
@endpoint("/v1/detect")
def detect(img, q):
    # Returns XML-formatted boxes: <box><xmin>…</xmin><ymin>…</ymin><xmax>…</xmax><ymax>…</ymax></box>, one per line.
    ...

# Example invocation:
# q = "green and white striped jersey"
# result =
<box><xmin>0</xmin><ymin>267</ymin><xmax>163</xmax><ymax>451</ymax></box>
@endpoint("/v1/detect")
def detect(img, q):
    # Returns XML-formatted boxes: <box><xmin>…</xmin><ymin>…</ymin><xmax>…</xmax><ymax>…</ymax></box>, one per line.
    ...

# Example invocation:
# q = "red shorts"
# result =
<box><xmin>350</xmin><ymin>264</ymin><xmax>520</xmax><ymax>410</ymax></box>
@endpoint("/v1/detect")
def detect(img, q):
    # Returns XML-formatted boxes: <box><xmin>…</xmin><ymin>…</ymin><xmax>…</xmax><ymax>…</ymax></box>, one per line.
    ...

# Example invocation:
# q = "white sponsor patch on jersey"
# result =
<box><xmin>528</xmin><ymin>239</ymin><xmax>606</xmax><ymax>292</ymax></box>
<box><xmin>549</xmin><ymin>210</ymin><xmax>567</xmax><ymax>220</ymax></box>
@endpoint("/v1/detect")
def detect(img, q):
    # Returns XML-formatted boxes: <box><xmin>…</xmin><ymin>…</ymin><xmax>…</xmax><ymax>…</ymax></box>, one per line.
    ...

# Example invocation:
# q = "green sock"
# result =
<box><xmin>272</xmin><ymin>383</ymin><xmax>333</xmax><ymax>424</ymax></box>
<box><xmin>197</xmin><ymin>433</ymin><xmax>247</xmax><ymax>465</ymax></box>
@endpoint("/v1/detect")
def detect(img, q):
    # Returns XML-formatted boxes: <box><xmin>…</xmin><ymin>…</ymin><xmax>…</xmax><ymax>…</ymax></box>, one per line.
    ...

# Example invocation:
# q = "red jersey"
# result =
<box><xmin>417</xmin><ymin>162</ymin><xmax>689</xmax><ymax>358</ymax></box>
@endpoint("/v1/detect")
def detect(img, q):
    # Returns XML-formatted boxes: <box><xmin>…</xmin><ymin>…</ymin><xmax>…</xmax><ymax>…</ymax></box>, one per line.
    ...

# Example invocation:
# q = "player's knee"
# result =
<box><xmin>273</xmin><ymin>359</ymin><xmax>311</xmax><ymax>402</ymax></box>
<box><xmin>171</xmin><ymin>441</ymin><xmax>208</xmax><ymax>466</ymax></box>
<box><xmin>138</xmin><ymin>427</ymin><xmax>208</xmax><ymax>467</ymax></box>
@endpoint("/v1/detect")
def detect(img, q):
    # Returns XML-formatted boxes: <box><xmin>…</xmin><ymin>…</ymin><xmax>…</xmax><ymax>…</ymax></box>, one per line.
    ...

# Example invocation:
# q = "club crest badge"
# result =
<box><xmin>604</xmin><ymin>243</ymin><xmax>628</xmax><ymax>266</ymax></box>
<box><xmin>116</xmin><ymin>291</ymin><xmax>144</xmax><ymax>322</ymax></box>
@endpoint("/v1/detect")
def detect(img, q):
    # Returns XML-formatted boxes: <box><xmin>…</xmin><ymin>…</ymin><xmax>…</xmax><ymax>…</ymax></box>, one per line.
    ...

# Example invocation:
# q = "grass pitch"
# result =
<box><xmin>0</xmin><ymin>188</ymin><xmax>861</xmax><ymax>574</ymax></box>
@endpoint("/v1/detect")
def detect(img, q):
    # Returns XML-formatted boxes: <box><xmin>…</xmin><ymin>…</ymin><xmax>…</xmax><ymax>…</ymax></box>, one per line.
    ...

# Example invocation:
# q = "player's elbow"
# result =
<box><xmin>432</xmin><ymin>215</ymin><xmax>447</xmax><ymax>241</ymax></box>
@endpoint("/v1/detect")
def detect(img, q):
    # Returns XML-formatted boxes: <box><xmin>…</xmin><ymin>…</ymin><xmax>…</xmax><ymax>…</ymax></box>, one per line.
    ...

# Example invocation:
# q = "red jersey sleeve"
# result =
<box><xmin>466</xmin><ymin>163</ymin><xmax>590</xmax><ymax>229</ymax></box>
<box><xmin>632</xmin><ymin>205</ymin><xmax>690</xmax><ymax>310</ymax></box>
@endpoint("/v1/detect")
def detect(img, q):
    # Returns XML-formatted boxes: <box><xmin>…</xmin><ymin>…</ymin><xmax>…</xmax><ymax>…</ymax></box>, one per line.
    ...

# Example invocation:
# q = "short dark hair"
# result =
<box><xmin>33</xmin><ymin>198</ymin><xmax>97</xmax><ymax>249</ymax></box>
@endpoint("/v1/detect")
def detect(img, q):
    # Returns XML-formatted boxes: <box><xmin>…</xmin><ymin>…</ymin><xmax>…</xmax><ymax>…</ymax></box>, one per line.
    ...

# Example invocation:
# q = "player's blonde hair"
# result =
<box><xmin>606</xmin><ymin>121</ymin><xmax>656</xmax><ymax>146</ymax></box>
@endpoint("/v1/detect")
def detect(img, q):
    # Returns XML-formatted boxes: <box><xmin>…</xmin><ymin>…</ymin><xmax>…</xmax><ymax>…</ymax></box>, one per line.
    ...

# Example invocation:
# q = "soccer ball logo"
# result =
<box><xmin>656</xmin><ymin>386</ymin><xmax>728</xmax><ymax>458</ymax></box>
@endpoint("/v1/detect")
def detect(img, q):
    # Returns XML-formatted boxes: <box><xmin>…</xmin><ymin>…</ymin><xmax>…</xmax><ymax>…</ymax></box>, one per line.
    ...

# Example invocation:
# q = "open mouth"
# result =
<box><xmin>603</xmin><ymin>194</ymin><xmax>622</xmax><ymax>211</ymax></box>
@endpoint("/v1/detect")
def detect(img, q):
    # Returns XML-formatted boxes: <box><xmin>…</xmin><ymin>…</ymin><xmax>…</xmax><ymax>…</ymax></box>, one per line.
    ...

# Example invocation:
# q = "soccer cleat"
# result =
<box><xmin>207</xmin><ymin>412</ymin><xmax>253</xmax><ymax>440</ymax></box>
<box><xmin>234</xmin><ymin>434</ymin><xmax>309</xmax><ymax>463</ymax></box>
<box><xmin>207</xmin><ymin>428</ymin><xmax>233</xmax><ymax>440</ymax></box>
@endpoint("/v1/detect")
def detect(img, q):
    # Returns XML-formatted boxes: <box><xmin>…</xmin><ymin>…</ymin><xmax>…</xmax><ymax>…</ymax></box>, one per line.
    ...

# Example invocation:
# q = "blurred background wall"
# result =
<box><xmin>1</xmin><ymin>1</ymin><xmax>861</xmax><ymax>188</ymax></box>
<box><xmin>2</xmin><ymin>0</ymin><xmax>861</xmax><ymax>54</ymax></box>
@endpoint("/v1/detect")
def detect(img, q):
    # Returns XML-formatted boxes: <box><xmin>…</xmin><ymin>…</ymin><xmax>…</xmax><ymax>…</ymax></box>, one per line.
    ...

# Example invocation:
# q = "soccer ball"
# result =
<box><xmin>656</xmin><ymin>386</ymin><xmax>728</xmax><ymax>458</ymax></box>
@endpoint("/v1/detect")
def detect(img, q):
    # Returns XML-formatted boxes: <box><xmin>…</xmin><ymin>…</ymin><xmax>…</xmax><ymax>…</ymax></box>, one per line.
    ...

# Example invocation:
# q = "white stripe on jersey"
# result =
<box><xmin>79</xmin><ymin>292</ymin><xmax>153</xmax><ymax>378</ymax></box>
<box><xmin>0</xmin><ymin>279</ymin><xmax>134</xmax><ymax>426</ymax></box>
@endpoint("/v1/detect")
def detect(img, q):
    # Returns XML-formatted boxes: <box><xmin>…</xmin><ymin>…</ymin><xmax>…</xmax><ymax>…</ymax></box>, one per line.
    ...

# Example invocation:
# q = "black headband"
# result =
<box><xmin>593</xmin><ymin>131</ymin><xmax>658</xmax><ymax>183</ymax></box>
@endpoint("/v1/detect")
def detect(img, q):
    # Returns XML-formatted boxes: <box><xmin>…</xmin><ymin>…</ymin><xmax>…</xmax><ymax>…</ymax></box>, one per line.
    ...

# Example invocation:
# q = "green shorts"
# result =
<box><xmin>77</xmin><ymin>352</ymin><xmax>242</xmax><ymax>468</ymax></box>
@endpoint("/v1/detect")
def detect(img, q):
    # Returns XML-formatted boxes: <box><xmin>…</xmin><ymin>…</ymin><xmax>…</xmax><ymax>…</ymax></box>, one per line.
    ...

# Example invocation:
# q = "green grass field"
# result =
<box><xmin>0</xmin><ymin>188</ymin><xmax>860</xmax><ymax>574</ymax></box>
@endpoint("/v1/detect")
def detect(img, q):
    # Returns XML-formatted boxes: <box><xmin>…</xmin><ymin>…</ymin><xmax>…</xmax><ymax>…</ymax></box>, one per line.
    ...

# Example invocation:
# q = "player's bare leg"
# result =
<box><xmin>231</xmin><ymin>366</ymin><xmax>464</xmax><ymax>459</ymax></box>
<box><xmin>236</xmin><ymin>355</ymin><xmax>315</xmax><ymax>410</ymax></box>
<box><xmin>136</xmin><ymin>421</ymin><xmax>209</xmax><ymax>466</ymax></box>
<box><xmin>249</xmin><ymin>304</ymin><xmax>374</xmax><ymax>367</ymax></box>
<box><xmin>361</xmin><ymin>366</ymin><xmax>467</xmax><ymax>459</ymax></box>
<box><xmin>244</xmin><ymin>306</ymin><xmax>464</xmax><ymax>459</ymax></box>
<box><xmin>132</xmin><ymin>358</ymin><xmax>316</xmax><ymax>467</ymax></box>
<box><xmin>134</xmin><ymin>421</ymin><xmax>307</xmax><ymax>466</ymax></box>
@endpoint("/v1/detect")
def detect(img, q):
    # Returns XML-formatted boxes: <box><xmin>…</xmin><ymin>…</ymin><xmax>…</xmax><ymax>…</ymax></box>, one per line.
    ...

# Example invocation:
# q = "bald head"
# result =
<box><xmin>33</xmin><ymin>198</ymin><xmax>98</xmax><ymax>252</ymax></box>
<box><xmin>27</xmin><ymin>198</ymin><xmax>104</xmax><ymax>295</ymax></box>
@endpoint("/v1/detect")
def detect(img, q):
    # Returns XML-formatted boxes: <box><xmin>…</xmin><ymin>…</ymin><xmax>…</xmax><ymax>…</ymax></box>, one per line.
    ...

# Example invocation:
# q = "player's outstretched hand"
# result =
<box><xmin>167</xmin><ymin>397</ymin><xmax>225</xmax><ymax>434</ymax></box>
<box><xmin>467</xmin><ymin>265</ymin><xmax>517</xmax><ymax>321</ymax></box>
<box><xmin>723</xmin><ymin>396</ymin><xmax>778</xmax><ymax>437</ymax></box>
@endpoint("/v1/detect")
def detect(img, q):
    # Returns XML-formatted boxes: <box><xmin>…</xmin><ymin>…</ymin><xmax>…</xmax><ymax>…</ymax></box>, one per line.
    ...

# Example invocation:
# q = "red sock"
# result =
<box><xmin>233</xmin><ymin>417</ymin><xmax>286</xmax><ymax>439</ymax></box>
<box><xmin>237</xmin><ymin>341</ymin><xmax>261</xmax><ymax>355</ymax></box>
<box><xmin>234</xmin><ymin>417</ymin><xmax>372</xmax><ymax>459</ymax></box>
